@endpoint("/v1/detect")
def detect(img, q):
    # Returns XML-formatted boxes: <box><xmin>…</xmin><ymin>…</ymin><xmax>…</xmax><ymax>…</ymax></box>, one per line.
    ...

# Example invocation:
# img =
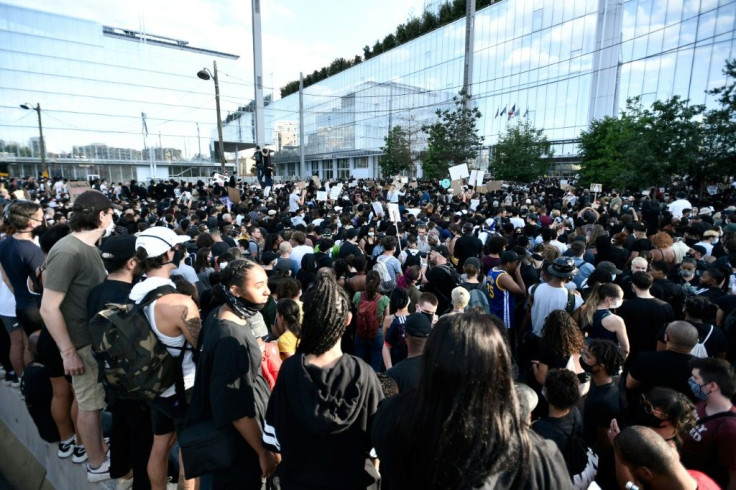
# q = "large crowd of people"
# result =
<box><xmin>0</xmin><ymin>172</ymin><xmax>734</xmax><ymax>490</ymax></box>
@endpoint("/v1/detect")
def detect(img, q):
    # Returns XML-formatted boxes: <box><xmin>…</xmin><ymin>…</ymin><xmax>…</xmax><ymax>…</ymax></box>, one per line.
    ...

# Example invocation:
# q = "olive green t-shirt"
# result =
<box><xmin>44</xmin><ymin>234</ymin><xmax>106</xmax><ymax>348</ymax></box>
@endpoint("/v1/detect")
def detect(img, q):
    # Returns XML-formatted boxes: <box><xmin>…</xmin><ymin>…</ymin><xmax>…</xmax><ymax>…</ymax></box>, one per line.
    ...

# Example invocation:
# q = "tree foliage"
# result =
<box><xmin>420</xmin><ymin>91</ymin><xmax>482</xmax><ymax>180</ymax></box>
<box><xmin>492</xmin><ymin>119</ymin><xmax>551</xmax><ymax>182</ymax></box>
<box><xmin>380</xmin><ymin>126</ymin><xmax>412</xmax><ymax>176</ymax></box>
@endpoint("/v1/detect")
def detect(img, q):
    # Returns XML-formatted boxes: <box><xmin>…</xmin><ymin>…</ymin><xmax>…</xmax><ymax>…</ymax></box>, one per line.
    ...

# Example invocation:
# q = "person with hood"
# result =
<box><xmin>262</xmin><ymin>273</ymin><xmax>383</xmax><ymax>489</ymax></box>
<box><xmin>188</xmin><ymin>259</ymin><xmax>277</xmax><ymax>489</ymax></box>
<box><xmin>131</xmin><ymin>227</ymin><xmax>201</xmax><ymax>490</ymax></box>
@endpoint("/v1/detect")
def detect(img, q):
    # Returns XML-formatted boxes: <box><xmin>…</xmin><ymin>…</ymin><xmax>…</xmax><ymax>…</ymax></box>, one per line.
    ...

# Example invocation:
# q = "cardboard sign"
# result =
<box><xmin>408</xmin><ymin>181</ymin><xmax>418</xmax><ymax>189</ymax></box>
<box><xmin>401</xmin><ymin>177</ymin><xmax>408</xmax><ymax>184</ymax></box>
<box><xmin>561</xmin><ymin>184</ymin><xmax>575</xmax><ymax>191</ymax></box>
<box><xmin>475</xmin><ymin>170</ymin><xmax>485</xmax><ymax>187</ymax></box>
<box><xmin>590</xmin><ymin>183</ymin><xmax>603</xmax><ymax>193</ymax></box>
<box><xmin>227</xmin><ymin>186</ymin><xmax>241</xmax><ymax>205</ymax></box>
<box><xmin>449</xmin><ymin>163</ymin><xmax>469</xmax><ymax>181</ymax></box>
<box><xmin>486</xmin><ymin>180</ymin><xmax>503</xmax><ymax>192</ymax></box>
<box><xmin>372</xmin><ymin>202</ymin><xmax>384</xmax><ymax>217</ymax></box>
<box><xmin>68</xmin><ymin>181</ymin><xmax>91</xmax><ymax>201</ymax></box>
<box><xmin>316</xmin><ymin>191</ymin><xmax>328</xmax><ymax>201</ymax></box>
<box><xmin>469</xmin><ymin>170</ymin><xmax>478</xmax><ymax>187</ymax></box>
<box><xmin>451</xmin><ymin>179</ymin><xmax>464</xmax><ymax>196</ymax></box>
<box><xmin>476</xmin><ymin>185</ymin><xmax>487</xmax><ymax>193</ymax></box>
<box><xmin>295</xmin><ymin>181</ymin><xmax>307</xmax><ymax>190</ymax></box>
<box><xmin>311</xmin><ymin>175</ymin><xmax>321</xmax><ymax>189</ymax></box>
<box><xmin>387</xmin><ymin>203</ymin><xmax>400</xmax><ymax>223</ymax></box>
<box><xmin>365</xmin><ymin>180</ymin><xmax>375</xmax><ymax>188</ymax></box>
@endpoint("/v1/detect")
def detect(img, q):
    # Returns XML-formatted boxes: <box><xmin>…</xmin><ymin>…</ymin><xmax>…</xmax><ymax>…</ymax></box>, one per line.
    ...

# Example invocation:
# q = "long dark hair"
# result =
<box><xmin>297</xmin><ymin>274</ymin><xmax>350</xmax><ymax>356</ymax></box>
<box><xmin>364</xmin><ymin>270</ymin><xmax>380</xmax><ymax>301</ymax></box>
<box><xmin>386</xmin><ymin>312</ymin><xmax>531</xmax><ymax>488</ymax></box>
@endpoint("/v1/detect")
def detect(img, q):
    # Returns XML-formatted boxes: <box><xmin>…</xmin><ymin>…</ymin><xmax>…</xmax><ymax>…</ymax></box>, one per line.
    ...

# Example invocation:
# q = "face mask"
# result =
<box><xmin>685</xmin><ymin>237</ymin><xmax>697</xmax><ymax>247</ymax></box>
<box><xmin>104</xmin><ymin>219</ymin><xmax>115</xmax><ymax>237</ymax></box>
<box><xmin>688</xmin><ymin>378</ymin><xmax>710</xmax><ymax>401</ymax></box>
<box><xmin>368</xmin><ymin>232</ymin><xmax>374</xmax><ymax>237</ymax></box>
<box><xmin>579</xmin><ymin>358</ymin><xmax>595</xmax><ymax>374</ymax></box>
<box><xmin>680</xmin><ymin>269</ymin><xmax>695</xmax><ymax>278</ymax></box>
<box><xmin>421</xmin><ymin>312</ymin><xmax>434</xmax><ymax>324</ymax></box>
<box><xmin>611</xmin><ymin>274</ymin><xmax>617</xmax><ymax>281</ymax></box>
<box><xmin>610</xmin><ymin>299</ymin><xmax>623</xmax><ymax>309</ymax></box>
<box><xmin>219</xmin><ymin>261</ymin><xmax>228</xmax><ymax>269</ymax></box>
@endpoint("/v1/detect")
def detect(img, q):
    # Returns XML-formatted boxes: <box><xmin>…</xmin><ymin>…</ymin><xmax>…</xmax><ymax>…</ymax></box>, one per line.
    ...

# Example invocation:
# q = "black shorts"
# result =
<box><xmin>148</xmin><ymin>389</ymin><xmax>192</xmax><ymax>436</ymax></box>
<box><xmin>36</xmin><ymin>328</ymin><xmax>66</xmax><ymax>379</ymax></box>
<box><xmin>16</xmin><ymin>303</ymin><xmax>44</xmax><ymax>337</ymax></box>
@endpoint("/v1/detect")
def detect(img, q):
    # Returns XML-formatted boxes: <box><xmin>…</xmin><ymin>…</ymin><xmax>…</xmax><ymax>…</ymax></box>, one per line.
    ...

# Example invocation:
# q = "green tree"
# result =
<box><xmin>380</xmin><ymin>126</ymin><xmax>412</xmax><ymax>176</ymax></box>
<box><xmin>492</xmin><ymin>119</ymin><xmax>551</xmax><ymax>182</ymax></box>
<box><xmin>420</xmin><ymin>91</ymin><xmax>482</xmax><ymax>179</ymax></box>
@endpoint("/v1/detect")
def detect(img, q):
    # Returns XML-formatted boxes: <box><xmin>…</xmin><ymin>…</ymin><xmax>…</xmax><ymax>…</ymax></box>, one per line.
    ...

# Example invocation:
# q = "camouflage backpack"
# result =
<box><xmin>89</xmin><ymin>285</ymin><xmax>186</xmax><ymax>401</ymax></box>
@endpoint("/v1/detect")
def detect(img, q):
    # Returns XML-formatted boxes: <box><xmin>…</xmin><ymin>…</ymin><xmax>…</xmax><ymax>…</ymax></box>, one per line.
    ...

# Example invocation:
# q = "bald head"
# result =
<box><xmin>614</xmin><ymin>426</ymin><xmax>678</xmax><ymax>476</ymax></box>
<box><xmin>665</xmin><ymin>321</ymin><xmax>699</xmax><ymax>350</ymax></box>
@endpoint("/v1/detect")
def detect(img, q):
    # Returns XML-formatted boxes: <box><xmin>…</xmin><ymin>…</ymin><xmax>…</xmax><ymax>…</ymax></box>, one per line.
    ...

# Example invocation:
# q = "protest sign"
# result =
<box><xmin>470</xmin><ymin>199</ymin><xmax>480</xmax><ymax>211</ymax></box>
<box><xmin>590</xmin><ymin>183</ymin><xmax>603</xmax><ymax>193</ymax></box>
<box><xmin>486</xmin><ymin>180</ymin><xmax>503</xmax><ymax>192</ymax></box>
<box><xmin>451</xmin><ymin>179</ymin><xmax>464</xmax><ymax>196</ymax></box>
<box><xmin>316</xmin><ymin>191</ymin><xmax>328</xmax><ymax>201</ymax></box>
<box><xmin>449</xmin><ymin>163</ymin><xmax>469</xmax><ymax>181</ymax></box>
<box><xmin>227</xmin><ymin>186</ymin><xmax>241</xmax><ymax>205</ymax></box>
<box><xmin>475</xmin><ymin>170</ymin><xmax>485</xmax><ymax>187</ymax></box>
<box><xmin>372</xmin><ymin>202</ymin><xmax>384</xmax><ymax>217</ymax></box>
<box><xmin>68</xmin><ymin>181</ymin><xmax>91</xmax><ymax>201</ymax></box>
<box><xmin>329</xmin><ymin>183</ymin><xmax>343</xmax><ymax>200</ymax></box>
<box><xmin>469</xmin><ymin>170</ymin><xmax>478</xmax><ymax>187</ymax></box>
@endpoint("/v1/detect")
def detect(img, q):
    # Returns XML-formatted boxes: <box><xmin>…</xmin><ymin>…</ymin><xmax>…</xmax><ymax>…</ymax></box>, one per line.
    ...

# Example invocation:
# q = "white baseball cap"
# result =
<box><xmin>135</xmin><ymin>227</ymin><xmax>189</xmax><ymax>257</ymax></box>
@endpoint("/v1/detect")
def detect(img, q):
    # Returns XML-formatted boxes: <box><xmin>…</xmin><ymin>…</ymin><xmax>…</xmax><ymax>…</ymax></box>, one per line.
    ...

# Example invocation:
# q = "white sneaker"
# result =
<box><xmin>72</xmin><ymin>444</ymin><xmax>87</xmax><ymax>463</ymax></box>
<box><xmin>116</xmin><ymin>476</ymin><xmax>134</xmax><ymax>490</ymax></box>
<box><xmin>86</xmin><ymin>455</ymin><xmax>111</xmax><ymax>483</ymax></box>
<box><xmin>58</xmin><ymin>436</ymin><xmax>75</xmax><ymax>459</ymax></box>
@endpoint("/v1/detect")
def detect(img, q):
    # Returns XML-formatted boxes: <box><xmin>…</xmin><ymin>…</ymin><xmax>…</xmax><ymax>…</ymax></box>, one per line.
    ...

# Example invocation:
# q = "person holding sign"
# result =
<box><xmin>289</xmin><ymin>186</ymin><xmax>305</xmax><ymax>214</ymax></box>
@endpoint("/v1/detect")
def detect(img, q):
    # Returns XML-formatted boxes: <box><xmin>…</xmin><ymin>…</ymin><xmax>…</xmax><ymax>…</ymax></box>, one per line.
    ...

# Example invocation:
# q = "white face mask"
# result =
<box><xmin>611</xmin><ymin>298</ymin><xmax>623</xmax><ymax>309</ymax></box>
<box><xmin>104</xmin><ymin>219</ymin><xmax>115</xmax><ymax>237</ymax></box>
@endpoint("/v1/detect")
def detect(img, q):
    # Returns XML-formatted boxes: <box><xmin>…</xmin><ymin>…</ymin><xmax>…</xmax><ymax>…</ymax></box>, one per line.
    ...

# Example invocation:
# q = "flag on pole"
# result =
<box><xmin>500</xmin><ymin>105</ymin><xmax>507</xmax><ymax>118</ymax></box>
<box><xmin>524</xmin><ymin>108</ymin><xmax>529</xmax><ymax>117</ymax></box>
<box><xmin>507</xmin><ymin>104</ymin><xmax>515</xmax><ymax>119</ymax></box>
<box><xmin>494</xmin><ymin>106</ymin><xmax>500</xmax><ymax>118</ymax></box>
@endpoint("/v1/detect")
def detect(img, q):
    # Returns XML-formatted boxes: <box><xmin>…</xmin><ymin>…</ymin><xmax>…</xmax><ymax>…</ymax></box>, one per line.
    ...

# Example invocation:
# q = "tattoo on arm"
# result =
<box><xmin>180</xmin><ymin>306</ymin><xmax>202</xmax><ymax>346</ymax></box>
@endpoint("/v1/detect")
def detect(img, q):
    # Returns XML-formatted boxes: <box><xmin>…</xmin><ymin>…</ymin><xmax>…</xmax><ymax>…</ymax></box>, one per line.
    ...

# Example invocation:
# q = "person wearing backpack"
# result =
<box><xmin>131</xmin><ymin>227</ymin><xmax>202</xmax><ymax>490</ymax></box>
<box><xmin>373</xmin><ymin>236</ymin><xmax>401</xmax><ymax>294</ymax></box>
<box><xmin>86</xmin><ymin>234</ymin><xmax>151</xmax><ymax>490</ymax></box>
<box><xmin>680</xmin><ymin>357</ymin><xmax>736</xmax><ymax>489</ymax></box>
<box><xmin>422</xmin><ymin>245</ymin><xmax>461</xmax><ymax>315</ymax></box>
<box><xmin>532</xmin><ymin>369</ymin><xmax>597</xmax><ymax>490</ymax></box>
<box><xmin>352</xmin><ymin>271</ymin><xmax>389</xmax><ymax>372</ymax></box>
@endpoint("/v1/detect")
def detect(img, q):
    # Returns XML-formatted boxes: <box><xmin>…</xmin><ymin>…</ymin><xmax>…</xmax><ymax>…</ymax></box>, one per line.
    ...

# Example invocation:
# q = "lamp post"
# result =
<box><xmin>197</xmin><ymin>61</ymin><xmax>226</xmax><ymax>172</ymax></box>
<box><xmin>20</xmin><ymin>103</ymin><xmax>48</xmax><ymax>177</ymax></box>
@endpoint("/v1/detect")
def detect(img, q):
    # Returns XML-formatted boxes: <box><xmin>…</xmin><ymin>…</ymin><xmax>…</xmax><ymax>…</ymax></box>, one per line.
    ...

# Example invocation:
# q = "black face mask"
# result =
<box><xmin>579</xmin><ymin>358</ymin><xmax>595</xmax><ymax>373</ymax></box>
<box><xmin>635</xmin><ymin>403</ymin><xmax>667</xmax><ymax>429</ymax></box>
<box><xmin>684</xmin><ymin>237</ymin><xmax>698</xmax><ymax>247</ymax></box>
<box><xmin>421</xmin><ymin>312</ymin><xmax>434</xmax><ymax>324</ymax></box>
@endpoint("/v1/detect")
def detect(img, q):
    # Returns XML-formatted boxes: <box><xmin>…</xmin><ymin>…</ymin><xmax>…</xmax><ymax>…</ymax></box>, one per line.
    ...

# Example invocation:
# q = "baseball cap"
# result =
<box><xmin>432</xmin><ymin>245</ymin><xmax>450</xmax><ymax>259</ymax></box>
<box><xmin>500</xmin><ymin>250</ymin><xmax>521</xmax><ymax>264</ymax></box>
<box><xmin>691</xmin><ymin>245</ymin><xmax>707</xmax><ymax>256</ymax></box>
<box><xmin>405</xmin><ymin>312</ymin><xmax>432</xmax><ymax>338</ymax></box>
<box><xmin>100</xmin><ymin>235</ymin><xmax>137</xmax><ymax>262</ymax></box>
<box><xmin>703</xmin><ymin>229</ymin><xmax>719</xmax><ymax>238</ymax></box>
<box><xmin>136</xmin><ymin>226</ymin><xmax>190</xmax><ymax>258</ymax></box>
<box><xmin>73</xmin><ymin>190</ymin><xmax>121</xmax><ymax>212</ymax></box>
<box><xmin>464</xmin><ymin>257</ymin><xmax>482</xmax><ymax>269</ymax></box>
<box><xmin>596</xmin><ymin>261</ymin><xmax>623</xmax><ymax>275</ymax></box>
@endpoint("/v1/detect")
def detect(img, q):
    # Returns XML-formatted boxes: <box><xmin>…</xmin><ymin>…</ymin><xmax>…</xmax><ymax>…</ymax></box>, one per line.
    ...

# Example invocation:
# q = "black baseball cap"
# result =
<box><xmin>405</xmin><ymin>313</ymin><xmax>432</xmax><ymax>338</ymax></box>
<box><xmin>100</xmin><ymin>234</ymin><xmax>137</xmax><ymax>262</ymax></box>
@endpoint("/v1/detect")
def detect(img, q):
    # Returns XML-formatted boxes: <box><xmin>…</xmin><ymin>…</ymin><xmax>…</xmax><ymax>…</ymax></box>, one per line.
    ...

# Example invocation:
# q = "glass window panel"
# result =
<box><xmin>696</xmin><ymin>10</ymin><xmax>716</xmax><ymax>41</ymax></box>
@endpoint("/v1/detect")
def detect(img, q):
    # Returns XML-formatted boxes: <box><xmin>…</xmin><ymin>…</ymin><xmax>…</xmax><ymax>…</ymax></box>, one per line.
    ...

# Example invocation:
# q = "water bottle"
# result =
<box><xmin>729</xmin><ymin>273</ymin><xmax>736</xmax><ymax>295</ymax></box>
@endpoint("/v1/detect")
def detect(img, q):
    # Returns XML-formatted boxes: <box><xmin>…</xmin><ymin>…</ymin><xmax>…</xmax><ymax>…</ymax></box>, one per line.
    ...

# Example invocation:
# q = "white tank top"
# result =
<box><xmin>145</xmin><ymin>300</ymin><xmax>196</xmax><ymax>398</ymax></box>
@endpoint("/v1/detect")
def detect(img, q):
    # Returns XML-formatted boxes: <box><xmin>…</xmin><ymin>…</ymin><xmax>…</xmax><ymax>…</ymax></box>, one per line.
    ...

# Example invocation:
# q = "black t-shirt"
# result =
<box><xmin>629</xmin><ymin>238</ymin><xmax>653</xmax><ymax>253</ymax></box>
<box><xmin>385</xmin><ymin>355</ymin><xmax>422</xmax><ymax>393</ymax></box>
<box><xmin>189</xmin><ymin>311</ymin><xmax>270</xmax><ymax>485</ymax></box>
<box><xmin>0</xmin><ymin>237</ymin><xmax>45</xmax><ymax>308</ymax></box>
<box><xmin>453</xmin><ymin>236</ymin><xmax>483</xmax><ymax>270</ymax></box>
<box><xmin>338</xmin><ymin>241</ymin><xmax>363</xmax><ymax>260</ymax></box>
<box><xmin>86</xmin><ymin>280</ymin><xmax>134</xmax><ymax>320</ymax></box>
<box><xmin>532</xmin><ymin>408</ymin><xmax>583</xmax><ymax>451</ymax></box>
<box><xmin>424</xmin><ymin>264</ymin><xmax>459</xmax><ymax>314</ymax></box>
<box><xmin>582</xmin><ymin>382</ymin><xmax>620</xmax><ymax>446</ymax></box>
<box><xmin>651</xmin><ymin>279</ymin><xmax>686</xmax><ymax>314</ymax></box>
<box><xmin>656</xmin><ymin>321</ymin><xmax>728</xmax><ymax>358</ymax></box>
<box><xmin>628</xmin><ymin>350</ymin><xmax>697</xmax><ymax>402</ymax></box>
<box><xmin>617</xmin><ymin>297</ymin><xmax>674</xmax><ymax>369</ymax></box>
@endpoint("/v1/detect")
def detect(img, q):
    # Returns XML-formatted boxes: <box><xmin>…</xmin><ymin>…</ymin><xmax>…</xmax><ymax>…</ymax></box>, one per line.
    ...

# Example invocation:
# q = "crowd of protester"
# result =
<box><xmin>0</xmin><ymin>172</ymin><xmax>734</xmax><ymax>490</ymax></box>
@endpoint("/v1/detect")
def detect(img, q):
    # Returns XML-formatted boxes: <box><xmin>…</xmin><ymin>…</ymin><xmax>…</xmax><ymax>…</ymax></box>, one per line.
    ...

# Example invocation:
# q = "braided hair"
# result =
<box><xmin>297</xmin><ymin>274</ymin><xmax>350</xmax><ymax>356</ymax></box>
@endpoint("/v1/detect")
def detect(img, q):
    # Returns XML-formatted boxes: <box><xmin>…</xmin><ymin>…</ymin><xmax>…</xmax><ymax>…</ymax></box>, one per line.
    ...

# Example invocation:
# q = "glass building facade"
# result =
<box><xmin>261</xmin><ymin>0</ymin><xmax>736</xmax><ymax>179</ymax></box>
<box><xmin>0</xmin><ymin>3</ymin><xmax>258</xmax><ymax>181</ymax></box>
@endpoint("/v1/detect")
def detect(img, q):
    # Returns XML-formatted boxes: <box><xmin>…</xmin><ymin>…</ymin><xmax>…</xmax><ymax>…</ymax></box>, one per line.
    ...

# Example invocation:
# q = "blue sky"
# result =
<box><xmin>3</xmin><ymin>0</ymin><xmax>428</xmax><ymax>94</ymax></box>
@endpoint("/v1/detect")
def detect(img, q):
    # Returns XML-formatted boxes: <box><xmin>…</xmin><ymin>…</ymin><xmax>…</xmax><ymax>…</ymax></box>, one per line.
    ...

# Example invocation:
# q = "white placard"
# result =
<box><xmin>469</xmin><ymin>170</ymin><xmax>478</xmax><ymax>187</ymax></box>
<box><xmin>470</xmin><ymin>199</ymin><xmax>480</xmax><ymax>211</ymax></box>
<box><xmin>448</xmin><ymin>163</ymin><xmax>470</xmax><ymax>181</ymax></box>
<box><xmin>475</xmin><ymin>170</ymin><xmax>485</xmax><ymax>187</ymax></box>
<box><xmin>401</xmin><ymin>177</ymin><xmax>409</xmax><ymax>184</ymax></box>
<box><xmin>329</xmin><ymin>183</ymin><xmax>343</xmax><ymax>200</ymax></box>
<box><xmin>406</xmin><ymin>208</ymin><xmax>421</xmax><ymax>217</ymax></box>
<box><xmin>372</xmin><ymin>202</ymin><xmax>384</xmax><ymax>217</ymax></box>
<box><xmin>387</xmin><ymin>203</ymin><xmax>401</xmax><ymax>223</ymax></box>
<box><xmin>316</xmin><ymin>191</ymin><xmax>328</xmax><ymax>201</ymax></box>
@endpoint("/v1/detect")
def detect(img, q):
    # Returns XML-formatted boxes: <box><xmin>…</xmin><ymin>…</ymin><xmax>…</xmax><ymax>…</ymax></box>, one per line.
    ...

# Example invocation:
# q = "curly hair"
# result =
<box><xmin>650</xmin><ymin>231</ymin><xmax>674</xmax><ymax>249</ymax></box>
<box><xmin>540</xmin><ymin>310</ymin><xmax>585</xmax><ymax>359</ymax></box>
<box><xmin>586</xmin><ymin>339</ymin><xmax>623</xmax><ymax>375</ymax></box>
<box><xmin>643</xmin><ymin>387</ymin><xmax>696</xmax><ymax>447</ymax></box>
<box><xmin>544</xmin><ymin>369</ymin><xmax>580</xmax><ymax>409</ymax></box>
<box><xmin>297</xmin><ymin>274</ymin><xmax>350</xmax><ymax>356</ymax></box>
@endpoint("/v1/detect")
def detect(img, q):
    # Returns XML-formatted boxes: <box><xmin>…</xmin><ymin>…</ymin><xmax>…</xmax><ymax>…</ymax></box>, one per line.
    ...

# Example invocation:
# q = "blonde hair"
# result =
<box><xmin>580</xmin><ymin>282</ymin><xmax>623</xmax><ymax>330</ymax></box>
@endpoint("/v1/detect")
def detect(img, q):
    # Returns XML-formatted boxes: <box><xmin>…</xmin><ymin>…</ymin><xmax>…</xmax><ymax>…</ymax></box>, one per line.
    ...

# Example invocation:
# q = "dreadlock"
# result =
<box><xmin>298</xmin><ymin>273</ymin><xmax>350</xmax><ymax>356</ymax></box>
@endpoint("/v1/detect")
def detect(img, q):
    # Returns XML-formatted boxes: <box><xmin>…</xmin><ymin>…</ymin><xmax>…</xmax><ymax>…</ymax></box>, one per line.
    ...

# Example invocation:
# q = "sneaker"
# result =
<box><xmin>72</xmin><ymin>444</ymin><xmax>88</xmax><ymax>464</ymax></box>
<box><xmin>4</xmin><ymin>372</ymin><xmax>19</xmax><ymax>388</ymax></box>
<box><xmin>116</xmin><ymin>476</ymin><xmax>134</xmax><ymax>490</ymax></box>
<box><xmin>58</xmin><ymin>437</ymin><xmax>75</xmax><ymax>459</ymax></box>
<box><xmin>86</xmin><ymin>455</ymin><xmax>111</xmax><ymax>483</ymax></box>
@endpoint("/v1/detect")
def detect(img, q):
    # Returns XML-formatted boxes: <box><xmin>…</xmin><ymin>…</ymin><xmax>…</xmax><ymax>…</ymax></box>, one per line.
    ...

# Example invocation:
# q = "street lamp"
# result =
<box><xmin>197</xmin><ymin>61</ymin><xmax>226</xmax><ymax>172</ymax></box>
<box><xmin>20</xmin><ymin>103</ymin><xmax>48</xmax><ymax>177</ymax></box>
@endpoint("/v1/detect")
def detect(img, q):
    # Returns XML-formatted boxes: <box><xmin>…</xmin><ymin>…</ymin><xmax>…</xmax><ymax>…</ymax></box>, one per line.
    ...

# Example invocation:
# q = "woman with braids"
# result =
<box><xmin>578</xmin><ymin>282</ymin><xmax>630</xmax><ymax>359</ymax></box>
<box><xmin>188</xmin><ymin>259</ymin><xmax>277</xmax><ymax>489</ymax></box>
<box><xmin>262</xmin><ymin>274</ymin><xmax>383</xmax><ymax>489</ymax></box>
<box><xmin>372</xmin><ymin>312</ymin><xmax>571</xmax><ymax>489</ymax></box>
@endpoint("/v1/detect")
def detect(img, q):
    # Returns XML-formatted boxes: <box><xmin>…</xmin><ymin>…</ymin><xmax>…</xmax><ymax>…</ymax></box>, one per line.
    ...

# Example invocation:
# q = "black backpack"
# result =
<box><xmin>89</xmin><ymin>285</ymin><xmax>187</xmax><ymax>401</ymax></box>
<box><xmin>536</xmin><ymin>418</ymin><xmax>598</xmax><ymax>488</ymax></box>
<box><xmin>404</xmin><ymin>249</ymin><xmax>422</xmax><ymax>270</ymax></box>
<box><xmin>21</xmin><ymin>363</ymin><xmax>60</xmax><ymax>443</ymax></box>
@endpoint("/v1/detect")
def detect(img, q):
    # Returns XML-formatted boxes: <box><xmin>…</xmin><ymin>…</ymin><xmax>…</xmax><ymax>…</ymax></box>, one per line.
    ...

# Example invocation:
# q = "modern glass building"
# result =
<box><xmin>259</xmin><ymin>0</ymin><xmax>736</xmax><ymax>180</ymax></box>
<box><xmin>0</xmin><ymin>3</ymin><xmax>258</xmax><ymax>181</ymax></box>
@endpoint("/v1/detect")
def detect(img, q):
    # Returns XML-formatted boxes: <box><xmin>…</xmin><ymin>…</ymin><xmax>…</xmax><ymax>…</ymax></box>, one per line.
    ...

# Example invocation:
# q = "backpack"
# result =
<box><xmin>404</xmin><ymin>249</ymin><xmax>422</xmax><ymax>270</ymax></box>
<box><xmin>373</xmin><ymin>256</ymin><xmax>397</xmax><ymax>293</ymax></box>
<box><xmin>355</xmin><ymin>292</ymin><xmax>382</xmax><ymax>341</ymax></box>
<box><xmin>261</xmin><ymin>341</ymin><xmax>282</xmax><ymax>390</ymax></box>
<box><xmin>467</xmin><ymin>286</ymin><xmax>490</xmax><ymax>314</ymax></box>
<box><xmin>89</xmin><ymin>285</ymin><xmax>186</xmax><ymax>401</ymax></box>
<box><xmin>20</xmin><ymin>363</ymin><xmax>60</xmax><ymax>443</ymax></box>
<box><xmin>537</xmin><ymin>418</ymin><xmax>598</xmax><ymax>489</ymax></box>
<box><xmin>690</xmin><ymin>324</ymin><xmax>714</xmax><ymax>358</ymax></box>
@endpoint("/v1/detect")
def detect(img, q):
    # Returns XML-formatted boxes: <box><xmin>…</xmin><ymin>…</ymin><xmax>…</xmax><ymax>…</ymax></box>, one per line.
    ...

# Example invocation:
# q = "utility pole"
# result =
<box><xmin>299</xmin><ymin>72</ymin><xmax>305</xmax><ymax>178</ymax></box>
<box><xmin>20</xmin><ymin>103</ymin><xmax>47</xmax><ymax>177</ymax></box>
<box><xmin>462</xmin><ymin>0</ymin><xmax>476</xmax><ymax>109</ymax></box>
<box><xmin>252</xmin><ymin>0</ymin><xmax>265</xmax><ymax>148</ymax></box>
